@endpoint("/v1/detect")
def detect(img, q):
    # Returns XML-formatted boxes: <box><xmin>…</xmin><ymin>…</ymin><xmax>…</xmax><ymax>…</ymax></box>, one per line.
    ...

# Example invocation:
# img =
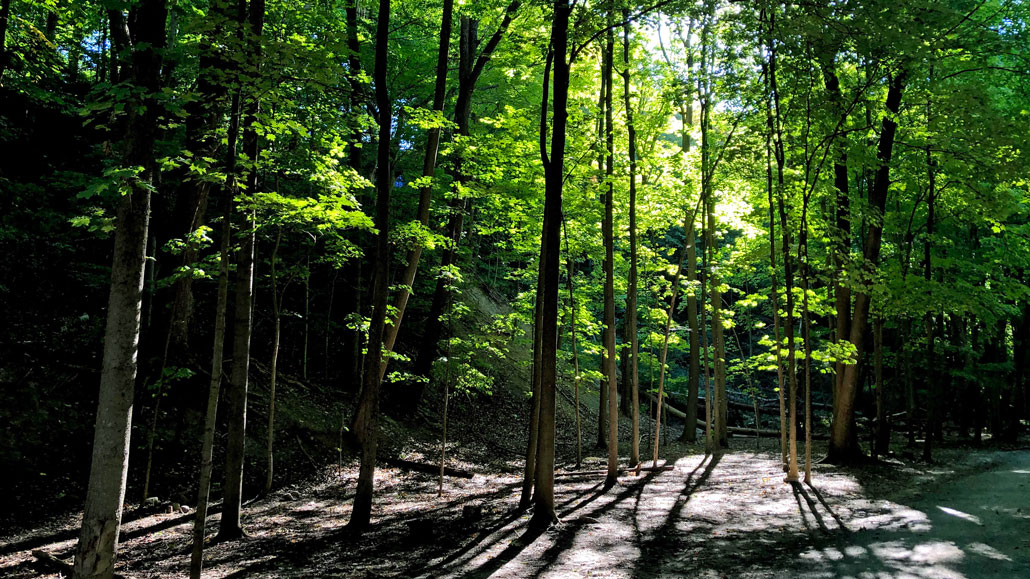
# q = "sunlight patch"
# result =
<box><xmin>936</xmin><ymin>506</ymin><xmax>983</xmax><ymax>526</ymax></box>
<box><xmin>966</xmin><ymin>542</ymin><xmax>1012</xmax><ymax>561</ymax></box>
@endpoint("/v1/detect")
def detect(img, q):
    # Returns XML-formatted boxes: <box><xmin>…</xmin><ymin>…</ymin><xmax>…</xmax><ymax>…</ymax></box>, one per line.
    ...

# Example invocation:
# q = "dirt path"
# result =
<box><xmin>4</xmin><ymin>444</ymin><xmax>1027</xmax><ymax>578</ymax></box>
<box><xmin>766</xmin><ymin>450</ymin><xmax>1030</xmax><ymax>578</ymax></box>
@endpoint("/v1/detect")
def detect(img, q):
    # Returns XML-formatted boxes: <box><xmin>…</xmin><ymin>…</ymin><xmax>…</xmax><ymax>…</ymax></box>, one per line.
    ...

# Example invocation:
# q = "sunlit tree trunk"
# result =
<box><xmin>72</xmin><ymin>2</ymin><xmax>167</xmax><ymax>577</ymax></box>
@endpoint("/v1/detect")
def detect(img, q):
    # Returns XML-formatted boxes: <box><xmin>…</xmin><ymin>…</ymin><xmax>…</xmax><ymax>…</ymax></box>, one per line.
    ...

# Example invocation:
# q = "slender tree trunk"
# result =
<box><xmin>189</xmin><ymin>109</ymin><xmax>239</xmax><ymax>574</ymax></box>
<box><xmin>871</xmin><ymin>316</ymin><xmax>888</xmax><ymax>459</ymax></box>
<box><xmin>519</xmin><ymin>232</ymin><xmax>545</xmax><ymax>508</ymax></box>
<box><xmin>266</xmin><ymin>230</ymin><xmax>283</xmax><ymax>494</ymax></box>
<box><xmin>303</xmin><ymin>253</ymin><xmax>310</xmax><ymax>379</ymax></box>
<box><xmin>763</xmin><ymin>97</ymin><xmax>787</xmax><ymax>469</ymax></box>
<box><xmin>72</xmin><ymin>2</ymin><xmax>166</xmax><ymax>577</ymax></box>
<box><xmin>409</xmin><ymin>2</ymin><xmax>522</xmax><ymax>407</ymax></box>
<box><xmin>519</xmin><ymin>46</ymin><xmax>553</xmax><ymax>508</ymax></box>
<box><xmin>530</xmin><ymin>0</ymin><xmax>569</xmax><ymax>529</ymax></box>
<box><xmin>348</xmin><ymin>0</ymin><xmax>393</xmax><ymax>532</ymax></box>
<box><xmin>563</xmin><ymin>217</ymin><xmax>583</xmax><ymax>468</ymax></box>
<box><xmin>217</xmin><ymin>0</ymin><xmax>264</xmax><ymax>540</ymax></box>
<box><xmin>601</xmin><ymin>17</ymin><xmax>620</xmax><ymax>489</ymax></box>
<box><xmin>620</xmin><ymin>11</ymin><xmax>640</xmax><ymax>467</ymax></box>
<box><xmin>921</xmin><ymin>141</ymin><xmax>936</xmax><ymax>462</ymax></box>
<box><xmin>378</xmin><ymin>0</ymin><xmax>454</xmax><ymax>382</ymax></box>
<box><xmin>653</xmin><ymin>201</ymin><xmax>699</xmax><ymax>464</ymax></box>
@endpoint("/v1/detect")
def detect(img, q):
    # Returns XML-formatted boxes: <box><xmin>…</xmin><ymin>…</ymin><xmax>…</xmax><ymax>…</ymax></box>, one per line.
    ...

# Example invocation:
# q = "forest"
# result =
<box><xmin>1</xmin><ymin>0</ymin><xmax>1029</xmax><ymax>577</ymax></box>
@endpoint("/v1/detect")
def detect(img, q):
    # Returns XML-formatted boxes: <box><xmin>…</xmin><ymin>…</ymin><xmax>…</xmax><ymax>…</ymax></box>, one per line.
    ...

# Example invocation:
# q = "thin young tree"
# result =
<box><xmin>620</xmin><ymin>10</ymin><xmax>641</xmax><ymax>468</ymax></box>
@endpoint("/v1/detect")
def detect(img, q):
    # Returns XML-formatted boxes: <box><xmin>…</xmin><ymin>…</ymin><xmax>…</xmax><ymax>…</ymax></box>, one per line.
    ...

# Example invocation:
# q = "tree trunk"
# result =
<box><xmin>564</xmin><ymin>217</ymin><xmax>583</xmax><ymax>468</ymax></box>
<box><xmin>409</xmin><ymin>2</ymin><xmax>522</xmax><ymax>409</ymax></box>
<box><xmin>348</xmin><ymin>0</ymin><xmax>392</xmax><ymax>532</ymax></box>
<box><xmin>621</xmin><ymin>11</ymin><xmax>640</xmax><ymax>467</ymax></box>
<box><xmin>872</xmin><ymin>317</ymin><xmax>889</xmax><ymax>459</ymax></box>
<box><xmin>266</xmin><ymin>230</ymin><xmax>283</xmax><ymax>494</ymax></box>
<box><xmin>519</xmin><ymin>231</ymin><xmax>545</xmax><ymax>508</ymax></box>
<box><xmin>828</xmin><ymin>69</ymin><xmax>905</xmax><ymax>464</ymax></box>
<box><xmin>189</xmin><ymin>124</ymin><xmax>238</xmax><ymax>576</ymax></box>
<box><xmin>601</xmin><ymin>16</ymin><xmax>620</xmax><ymax>489</ymax></box>
<box><xmin>530</xmin><ymin>0</ymin><xmax>569</xmax><ymax>530</ymax></box>
<box><xmin>217</xmin><ymin>0</ymin><xmax>264</xmax><ymax>540</ymax></box>
<box><xmin>378</xmin><ymin>0</ymin><xmax>453</xmax><ymax>383</ymax></box>
<box><xmin>72</xmin><ymin>1</ymin><xmax>166</xmax><ymax>577</ymax></box>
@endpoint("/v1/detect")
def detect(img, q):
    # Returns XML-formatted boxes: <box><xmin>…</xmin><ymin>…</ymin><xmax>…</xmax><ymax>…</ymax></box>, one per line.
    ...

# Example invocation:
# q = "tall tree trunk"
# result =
<box><xmin>765</xmin><ymin>9</ymin><xmax>798</xmax><ymax>478</ymax></box>
<box><xmin>563</xmin><ymin>217</ymin><xmax>583</xmax><ymax>468</ymax></box>
<box><xmin>921</xmin><ymin>140</ymin><xmax>936</xmax><ymax>462</ymax></box>
<box><xmin>699</xmin><ymin>4</ymin><xmax>726</xmax><ymax>449</ymax></box>
<box><xmin>602</xmin><ymin>18</ymin><xmax>619</xmax><ymax>489</ymax></box>
<box><xmin>621</xmin><ymin>11</ymin><xmax>640</xmax><ymax>467</ymax></box>
<box><xmin>348</xmin><ymin>0</ymin><xmax>392</xmax><ymax>532</ymax></box>
<box><xmin>72</xmin><ymin>1</ymin><xmax>167</xmax><ymax>577</ymax></box>
<box><xmin>266</xmin><ymin>229</ymin><xmax>283</xmax><ymax>493</ymax></box>
<box><xmin>828</xmin><ymin>68</ymin><xmax>905</xmax><ymax>463</ymax></box>
<box><xmin>188</xmin><ymin>104</ymin><xmax>239</xmax><ymax>574</ymax></box>
<box><xmin>530</xmin><ymin>0</ymin><xmax>569</xmax><ymax>530</ymax></box>
<box><xmin>519</xmin><ymin>225</ymin><xmax>546</xmax><ymax>508</ymax></box>
<box><xmin>871</xmin><ymin>317</ymin><xmax>888</xmax><ymax>459</ymax></box>
<box><xmin>217</xmin><ymin>0</ymin><xmax>264</xmax><ymax>540</ymax></box>
<box><xmin>763</xmin><ymin>90</ymin><xmax>787</xmax><ymax>468</ymax></box>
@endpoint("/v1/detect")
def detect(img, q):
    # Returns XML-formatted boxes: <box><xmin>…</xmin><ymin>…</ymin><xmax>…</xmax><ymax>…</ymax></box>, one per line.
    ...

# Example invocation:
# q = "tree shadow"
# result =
<box><xmin>628</xmin><ymin>453</ymin><xmax>720</xmax><ymax>578</ymax></box>
<box><xmin>0</xmin><ymin>503</ymin><xmax>217</xmax><ymax>557</ymax></box>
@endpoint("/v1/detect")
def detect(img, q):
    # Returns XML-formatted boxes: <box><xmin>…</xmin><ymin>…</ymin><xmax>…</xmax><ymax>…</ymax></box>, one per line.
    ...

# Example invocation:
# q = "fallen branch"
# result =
<box><xmin>384</xmin><ymin>457</ymin><xmax>475</xmax><ymax>479</ymax></box>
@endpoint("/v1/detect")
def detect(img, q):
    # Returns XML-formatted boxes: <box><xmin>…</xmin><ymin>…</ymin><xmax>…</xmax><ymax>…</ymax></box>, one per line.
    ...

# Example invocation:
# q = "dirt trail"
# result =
<box><xmin>4</xmin><ymin>444</ymin><xmax>1027</xmax><ymax>578</ymax></box>
<box><xmin>773</xmin><ymin>450</ymin><xmax>1030</xmax><ymax>578</ymax></box>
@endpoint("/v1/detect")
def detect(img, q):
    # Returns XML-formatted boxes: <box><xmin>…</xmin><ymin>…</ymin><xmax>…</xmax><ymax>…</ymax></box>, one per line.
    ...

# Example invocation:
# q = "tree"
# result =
<box><xmin>72</xmin><ymin>1</ymin><xmax>167</xmax><ymax>576</ymax></box>
<box><xmin>348</xmin><ymin>0</ymin><xmax>393</xmax><ymax>532</ymax></box>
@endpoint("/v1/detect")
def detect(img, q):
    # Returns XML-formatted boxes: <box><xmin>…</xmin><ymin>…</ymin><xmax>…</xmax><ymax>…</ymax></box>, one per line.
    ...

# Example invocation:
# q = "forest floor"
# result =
<box><xmin>3</xmin><ymin>436</ymin><xmax>1028</xmax><ymax>578</ymax></box>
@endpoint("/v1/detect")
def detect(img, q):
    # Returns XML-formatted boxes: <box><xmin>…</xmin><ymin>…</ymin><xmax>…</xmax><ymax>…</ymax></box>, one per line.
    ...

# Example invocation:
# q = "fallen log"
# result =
<box><xmin>727</xmin><ymin>426</ymin><xmax>828</xmax><ymax>440</ymax></box>
<box><xmin>384</xmin><ymin>457</ymin><xmax>474</xmax><ymax>479</ymax></box>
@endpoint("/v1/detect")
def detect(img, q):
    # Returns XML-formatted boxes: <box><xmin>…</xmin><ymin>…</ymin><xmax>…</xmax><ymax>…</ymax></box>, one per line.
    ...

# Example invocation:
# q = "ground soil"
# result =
<box><xmin>4</xmin><ymin>435</ymin><xmax>1027</xmax><ymax>578</ymax></box>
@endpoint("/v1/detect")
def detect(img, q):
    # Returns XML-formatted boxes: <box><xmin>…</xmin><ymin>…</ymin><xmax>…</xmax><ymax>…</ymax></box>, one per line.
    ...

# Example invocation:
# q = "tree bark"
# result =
<box><xmin>621</xmin><ymin>11</ymin><xmax>640</xmax><ymax>467</ymax></box>
<box><xmin>408</xmin><ymin>2</ymin><xmax>522</xmax><ymax>407</ymax></box>
<box><xmin>602</xmin><ymin>16</ymin><xmax>619</xmax><ymax>489</ymax></box>
<box><xmin>530</xmin><ymin>0</ymin><xmax>569</xmax><ymax>530</ymax></box>
<box><xmin>188</xmin><ymin>116</ymin><xmax>238</xmax><ymax>575</ymax></box>
<box><xmin>72</xmin><ymin>1</ymin><xmax>167</xmax><ymax>577</ymax></box>
<box><xmin>348</xmin><ymin>0</ymin><xmax>392</xmax><ymax>532</ymax></box>
<box><xmin>217</xmin><ymin>0</ymin><xmax>264</xmax><ymax>540</ymax></box>
<box><xmin>828</xmin><ymin>69</ymin><xmax>905</xmax><ymax>463</ymax></box>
